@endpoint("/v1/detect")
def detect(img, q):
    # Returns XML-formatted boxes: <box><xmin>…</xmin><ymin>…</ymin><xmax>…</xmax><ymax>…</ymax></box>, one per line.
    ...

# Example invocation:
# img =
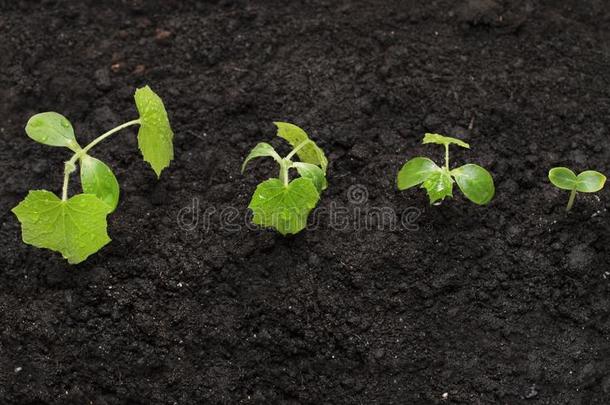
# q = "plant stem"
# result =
<box><xmin>61</xmin><ymin>119</ymin><xmax>141</xmax><ymax>201</ymax></box>
<box><xmin>82</xmin><ymin>119</ymin><xmax>141</xmax><ymax>154</ymax></box>
<box><xmin>279</xmin><ymin>159</ymin><xmax>290</xmax><ymax>187</ymax></box>
<box><xmin>566</xmin><ymin>188</ymin><xmax>577</xmax><ymax>212</ymax></box>
<box><xmin>61</xmin><ymin>160</ymin><xmax>77</xmax><ymax>201</ymax></box>
<box><xmin>279</xmin><ymin>141</ymin><xmax>311</xmax><ymax>187</ymax></box>
<box><xmin>285</xmin><ymin>140</ymin><xmax>312</xmax><ymax>160</ymax></box>
<box><xmin>444</xmin><ymin>144</ymin><xmax>450</xmax><ymax>171</ymax></box>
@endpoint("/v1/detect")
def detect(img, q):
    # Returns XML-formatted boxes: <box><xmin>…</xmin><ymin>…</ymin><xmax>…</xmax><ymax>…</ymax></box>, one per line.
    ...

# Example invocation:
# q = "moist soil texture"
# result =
<box><xmin>1</xmin><ymin>0</ymin><xmax>610</xmax><ymax>404</ymax></box>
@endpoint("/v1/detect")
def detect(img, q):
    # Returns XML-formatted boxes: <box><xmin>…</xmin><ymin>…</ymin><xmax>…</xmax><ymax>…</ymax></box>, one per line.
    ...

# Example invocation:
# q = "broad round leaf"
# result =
<box><xmin>242</xmin><ymin>142</ymin><xmax>282</xmax><ymax>173</ymax></box>
<box><xmin>451</xmin><ymin>164</ymin><xmax>495</xmax><ymax>205</ymax></box>
<box><xmin>12</xmin><ymin>190</ymin><xmax>112</xmax><ymax>264</ymax></box>
<box><xmin>423</xmin><ymin>133</ymin><xmax>470</xmax><ymax>149</ymax></box>
<box><xmin>248</xmin><ymin>177</ymin><xmax>320</xmax><ymax>235</ymax></box>
<box><xmin>397</xmin><ymin>157</ymin><xmax>440</xmax><ymax>190</ymax></box>
<box><xmin>548</xmin><ymin>167</ymin><xmax>577</xmax><ymax>190</ymax></box>
<box><xmin>134</xmin><ymin>86</ymin><xmax>174</xmax><ymax>177</ymax></box>
<box><xmin>80</xmin><ymin>155</ymin><xmax>120</xmax><ymax>212</ymax></box>
<box><xmin>275</xmin><ymin>122</ymin><xmax>328</xmax><ymax>173</ymax></box>
<box><xmin>576</xmin><ymin>170</ymin><xmax>606</xmax><ymax>193</ymax></box>
<box><xmin>25</xmin><ymin>112</ymin><xmax>80</xmax><ymax>151</ymax></box>
<box><xmin>293</xmin><ymin>161</ymin><xmax>327</xmax><ymax>192</ymax></box>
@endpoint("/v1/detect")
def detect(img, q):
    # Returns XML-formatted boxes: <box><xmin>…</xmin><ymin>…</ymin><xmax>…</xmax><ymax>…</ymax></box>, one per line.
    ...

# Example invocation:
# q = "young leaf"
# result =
<box><xmin>397</xmin><ymin>157</ymin><xmax>441</xmax><ymax>190</ymax></box>
<box><xmin>421</xmin><ymin>169</ymin><xmax>453</xmax><ymax>203</ymax></box>
<box><xmin>241</xmin><ymin>142</ymin><xmax>282</xmax><ymax>173</ymax></box>
<box><xmin>12</xmin><ymin>191</ymin><xmax>112</xmax><ymax>264</ymax></box>
<box><xmin>548</xmin><ymin>167</ymin><xmax>577</xmax><ymax>190</ymax></box>
<box><xmin>25</xmin><ymin>112</ymin><xmax>81</xmax><ymax>151</ymax></box>
<box><xmin>293</xmin><ymin>162</ymin><xmax>327</xmax><ymax>192</ymax></box>
<box><xmin>423</xmin><ymin>133</ymin><xmax>470</xmax><ymax>149</ymax></box>
<box><xmin>80</xmin><ymin>155</ymin><xmax>120</xmax><ymax>211</ymax></box>
<box><xmin>451</xmin><ymin>164</ymin><xmax>495</xmax><ymax>205</ymax></box>
<box><xmin>575</xmin><ymin>171</ymin><xmax>606</xmax><ymax>193</ymax></box>
<box><xmin>274</xmin><ymin>122</ymin><xmax>328</xmax><ymax>172</ymax></box>
<box><xmin>248</xmin><ymin>177</ymin><xmax>320</xmax><ymax>235</ymax></box>
<box><xmin>134</xmin><ymin>86</ymin><xmax>174</xmax><ymax>177</ymax></box>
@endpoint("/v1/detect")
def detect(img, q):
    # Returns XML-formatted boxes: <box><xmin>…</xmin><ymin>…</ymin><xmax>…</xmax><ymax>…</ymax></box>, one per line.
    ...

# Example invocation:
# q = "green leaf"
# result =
<box><xmin>575</xmin><ymin>170</ymin><xmax>606</xmax><ymax>193</ymax></box>
<box><xmin>293</xmin><ymin>162</ymin><xmax>328</xmax><ymax>192</ymax></box>
<box><xmin>422</xmin><ymin>133</ymin><xmax>470</xmax><ymax>149</ymax></box>
<box><xmin>12</xmin><ymin>190</ymin><xmax>112</xmax><ymax>264</ymax></box>
<box><xmin>548</xmin><ymin>167</ymin><xmax>577</xmax><ymax>190</ymax></box>
<box><xmin>25</xmin><ymin>112</ymin><xmax>80</xmax><ymax>151</ymax></box>
<box><xmin>397</xmin><ymin>157</ymin><xmax>441</xmax><ymax>190</ymax></box>
<box><xmin>134</xmin><ymin>85</ymin><xmax>174</xmax><ymax>177</ymax></box>
<box><xmin>451</xmin><ymin>164</ymin><xmax>495</xmax><ymax>205</ymax></box>
<box><xmin>421</xmin><ymin>169</ymin><xmax>453</xmax><ymax>204</ymax></box>
<box><xmin>274</xmin><ymin>122</ymin><xmax>328</xmax><ymax>172</ymax></box>
<box><xmin>242</xmin><ymin>142</ymin><xmax>282</xmax><ymax>173</ymax></box>
<box><xmin>80</xmin><ymin>155</ymin><xmax>120</xmax><ymax>212</ymax></box>
<box><xmin>248</xmin><ymin>178</ymin><xmax>320</xmax><ymax>235</ymax></box>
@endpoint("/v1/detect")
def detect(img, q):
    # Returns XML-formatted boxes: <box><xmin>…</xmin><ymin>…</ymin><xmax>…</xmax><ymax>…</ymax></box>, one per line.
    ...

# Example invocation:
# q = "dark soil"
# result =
<box><xmin>1</xmin><ymin>0</ymin><xmax>610</xmax><ymax>404</ymax></box>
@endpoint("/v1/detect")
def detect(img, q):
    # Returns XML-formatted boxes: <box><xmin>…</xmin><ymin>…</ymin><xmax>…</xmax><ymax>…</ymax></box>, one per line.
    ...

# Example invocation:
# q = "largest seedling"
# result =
<box><xmin>12</xmin><ymin>86</ymin><xmax>174</xmax><ymax>264</ymax></box>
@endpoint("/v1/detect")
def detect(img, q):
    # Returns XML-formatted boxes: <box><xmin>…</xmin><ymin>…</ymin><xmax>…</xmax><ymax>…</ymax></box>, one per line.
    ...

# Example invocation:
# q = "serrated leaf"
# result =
<box><xmin>421</xmin><ymin>169</ymin><xmax>453</xmax><ymax>203</ymax></box>
<box><xmin>242</xmin><ymin>142</ymin><xmax>282</xmax><ymax>173</ymax></box>
<box><xmin>134</xmin><ymin>85</ymin><xmax>174</xmax><ymax>177</ymax></box>
<box><xmin>575</xmin><ymin>170</ymin><xmax>606</xmax><ymax>193</ymax></box>
<box><xmin>25</xmin><ymin>112</ymin><xmax>80</xmax><ymax>151</ymax></box>
<box><xmin>423</xmin><ymin>133</ymin><xmax>470</xmax><ymax>149</ymax></box>
<box><xmin>248</xmin><ymin>178</ymin><xmax>320</xmax><ymax>235</ymax></box>
<box><xmin>548</xmin><ymin>167</ymin><xmax>577</xmax><ymax>190</ymax></box>
<box><xmin>397</xmin><ymin>157</ymin><xmax>440</xmax><ymax>190</ymax></box>
<box><xmin>80</xmin><ymin>155</ymin><xmax>120</xmax><ymax>212</ymax></box>
<box><xmin>451</xmin><ymin>164</ymin><xmax>495</xmax><ymax>205</ymax></box>
<box><xmin>293</xmin><ymin>162</ymin><xmax>327</xmax><ymax>192</ymax></box>
<box><xmin>12</xmin><ymin>190</ymin><xmax>112</xmax><ymax>264</ymax></box>
<box><xmin>274</xmin><ymin>122</ymin><xmax>328</xmax><ymax>172</ymax></box>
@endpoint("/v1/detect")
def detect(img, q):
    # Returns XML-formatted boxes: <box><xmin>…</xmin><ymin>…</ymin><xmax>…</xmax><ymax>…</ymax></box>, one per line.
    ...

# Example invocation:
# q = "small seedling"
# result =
<box><xmin>397</xmin><ymin>133</ymin><xmax>494</xmax><ymax>205</ymax></box>
<box><xmin>242</xmin><ymin>122</ymin><xmax>328</xmax><ymax>235</ymax></box>
<box><xmin>12</xmin><ymin>86</ymin><xmax>174</xmax><ymax>264</ymax></box>
<box><xmin>548</xmin><ymin>167</ymin><xmax>606</xmax><ymax>211</ymax></box>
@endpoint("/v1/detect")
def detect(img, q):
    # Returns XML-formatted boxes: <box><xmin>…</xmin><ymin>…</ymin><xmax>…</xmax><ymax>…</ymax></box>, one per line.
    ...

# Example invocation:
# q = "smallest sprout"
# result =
<box><xmin>548</xmin><ymin>167</ymin><xmax>606</xmax><ymax>212</ymax></box>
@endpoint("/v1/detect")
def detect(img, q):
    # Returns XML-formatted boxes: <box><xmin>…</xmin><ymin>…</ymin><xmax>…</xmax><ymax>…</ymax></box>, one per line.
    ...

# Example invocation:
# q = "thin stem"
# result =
<box><xmin>279</xmin><ymin>160</ymin><xmax>290</xmax><ymax>187</ymax></box>
<box><xmin>285</xmin><ymin>140</ymin><xmax>312</xmax><ymax>161</ymax></box>
<box><xmin>444</xmin><ymin>144</ymin><xmax>450</xmax><ymax>171</ymax></box>
<box><xmin>60</xmin><ymin>119</ymin><xmax>141</xmax><ymax>201</ymax></box>
<box><xmin>279</xmin><ymin>140</ymin><xmax>312</xmax><ymax>187</ymax></box>
<box><xmin>61</xmin><ymin>161</ymin><xmax>76</xmax><ymax>201</ymax></box>
<box><xmin>566</xmin><ymin>188</ymin><xmax>577</xmax><ymax>212</ymax></box>
<box><xmin>82</xmin><ymin>119</ymin><xmax>140</xmax><ymax>154</ymax></box>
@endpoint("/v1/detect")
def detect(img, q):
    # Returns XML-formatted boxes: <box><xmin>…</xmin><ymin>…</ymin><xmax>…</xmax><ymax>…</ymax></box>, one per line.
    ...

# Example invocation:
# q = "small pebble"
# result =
<box><xmin>525</xmin><ymin>384</ymin><xmax>538</xmax><ymax>399</ymax></box>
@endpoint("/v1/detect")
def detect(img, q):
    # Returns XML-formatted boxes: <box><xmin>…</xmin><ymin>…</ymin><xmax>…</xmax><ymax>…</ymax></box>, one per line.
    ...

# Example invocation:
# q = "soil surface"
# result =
<box><xmin>1</xmin><ymin>0</ymin><xmax>610</xmax><ymax>404</ymax></box>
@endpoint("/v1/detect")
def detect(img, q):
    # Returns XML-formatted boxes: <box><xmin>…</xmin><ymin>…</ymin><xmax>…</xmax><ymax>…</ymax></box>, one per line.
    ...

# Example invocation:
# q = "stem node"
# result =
<box><xmin>60</xmin><ymin>119</ymin><xmax>141</xmax><ymax>200</ymax></box>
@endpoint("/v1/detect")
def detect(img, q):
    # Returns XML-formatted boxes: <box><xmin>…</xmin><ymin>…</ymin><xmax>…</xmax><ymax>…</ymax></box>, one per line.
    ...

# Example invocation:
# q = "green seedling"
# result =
<box><xmin>242</xmin><ymin>122</ymin><xmax>328</xmax><ymax>235</ymax></box>
<box><xmin>548</xmin><ymin>167</ymin><xmax>606</xmax><ymax>211</ymax></box>
<box><xmin>397</xmin><ymin>133</ymin><xmax>494</xmax><ymax>205</ymax></box>
<box><xmin>12</xmin><ymin>86</ymin><xmax>174</xmax><ymax>264</ymax></box>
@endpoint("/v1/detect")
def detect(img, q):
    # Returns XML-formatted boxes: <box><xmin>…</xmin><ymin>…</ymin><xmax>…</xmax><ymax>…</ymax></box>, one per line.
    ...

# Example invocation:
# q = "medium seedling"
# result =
<box><xmin>242</xmin><ymin>122</ymin><xmax>328</xmax><ymax>235</ymax></box>
<box><xmin>12</xmin><ymin>86</ymin><xmax>174</xmax><ymax>264</ymax></box>
<box><xmin>397</xmin><ymin>133</ymin><xmax>494</xmax><ymax>205</ymax></box>
<box><xmin>548</xmin><ymin>167</ymin><xmax>606</xmax><ymax>211</ymax></box>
